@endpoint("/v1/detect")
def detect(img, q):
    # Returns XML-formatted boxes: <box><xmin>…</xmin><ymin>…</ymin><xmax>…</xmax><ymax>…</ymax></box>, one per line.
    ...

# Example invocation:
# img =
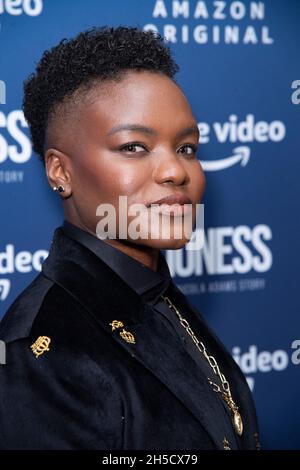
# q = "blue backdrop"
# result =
<box><xmin>0</xmin><ymin>0</ymin><xmax>299</xmax><ymax>450</ymax></box>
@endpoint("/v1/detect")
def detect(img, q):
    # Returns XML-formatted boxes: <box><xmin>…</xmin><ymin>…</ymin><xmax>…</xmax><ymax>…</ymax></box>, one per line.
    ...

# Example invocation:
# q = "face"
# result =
<box><xmin>46</xmin><ymin>70</ymin><xmax>206</xmax><ymax>250</ymax></box>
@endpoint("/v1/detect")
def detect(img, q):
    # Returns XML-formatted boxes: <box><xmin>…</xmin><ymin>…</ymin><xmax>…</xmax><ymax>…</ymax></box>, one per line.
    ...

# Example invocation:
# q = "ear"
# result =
<box><xmin>44</xmin><ymin>148</ymin><xmax>72</xmax><ymax>198</ymax></box>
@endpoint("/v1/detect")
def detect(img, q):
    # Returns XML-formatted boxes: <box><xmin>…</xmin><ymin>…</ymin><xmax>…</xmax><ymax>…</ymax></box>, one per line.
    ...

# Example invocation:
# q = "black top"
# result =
<box><xmin>62</xmin><ymin>220</ymin><xmax>241</xmax><ymax>448</ymax></box>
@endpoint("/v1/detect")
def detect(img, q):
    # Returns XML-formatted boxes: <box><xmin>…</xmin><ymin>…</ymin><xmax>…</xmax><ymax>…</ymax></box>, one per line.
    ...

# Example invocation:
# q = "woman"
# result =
<box><xmin>0</xmin><ymin>26</ymin><xmax>260</xmax><ymax>450</ymax></box>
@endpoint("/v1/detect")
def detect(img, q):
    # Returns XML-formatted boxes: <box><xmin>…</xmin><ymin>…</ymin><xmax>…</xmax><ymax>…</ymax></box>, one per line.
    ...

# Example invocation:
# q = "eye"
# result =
<box><xmin>119</xmin><ymin>143</ymin><xmax>147</xmax><ymax>153</ymax></box>
<box><xmin>177</xmin><ymin>144</ymin><xmax>198</xmax><ymax>156</ymax></box>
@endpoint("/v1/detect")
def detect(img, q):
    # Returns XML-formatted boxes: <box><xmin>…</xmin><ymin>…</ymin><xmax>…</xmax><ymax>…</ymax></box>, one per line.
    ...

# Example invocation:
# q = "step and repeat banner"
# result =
<box><xmin>0</xmin><ymin>0</ymin><xmax>299</xmax><ymax>450</ymax></box>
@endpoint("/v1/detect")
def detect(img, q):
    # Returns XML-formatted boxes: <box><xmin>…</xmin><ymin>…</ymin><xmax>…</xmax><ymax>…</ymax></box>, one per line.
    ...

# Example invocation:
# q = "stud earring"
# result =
<box><xmin>53</xmin><ymin>185</ymin><xmax>65</xmax><ymax>193</ymax></box>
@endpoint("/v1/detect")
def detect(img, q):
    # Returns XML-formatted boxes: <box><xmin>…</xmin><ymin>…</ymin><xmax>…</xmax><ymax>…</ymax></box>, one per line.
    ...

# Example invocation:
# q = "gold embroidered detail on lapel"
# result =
<box><xmin>109</xmin><ymin>320</ymin><xmax>124</xmax><ymax>331</ymax></box>
<box><xmin>30</xmin><ymin>336</ymin><xmax>51</xmax><ymax>358</ymax></box>
<box><xmin>119</xmin><ymin>329</ymin><xmax>136</xmax><ymax>344</ymax></box>
<box><xmin>109</xmin><ymin>320</ymin><xmax>136</xmax><ymax>344</ymax></box>
<box><xmin>223</xmin><ymin>437</ymin><xmax>231</xmax><ymax>450</ymax></box>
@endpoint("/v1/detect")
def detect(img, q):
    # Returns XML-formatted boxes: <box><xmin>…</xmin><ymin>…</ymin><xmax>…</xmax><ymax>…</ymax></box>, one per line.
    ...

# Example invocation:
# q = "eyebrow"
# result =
<box><xmin>106</xmin><ymin>123</ymin><xmax>199</xmax><ymax>139</ymax></box>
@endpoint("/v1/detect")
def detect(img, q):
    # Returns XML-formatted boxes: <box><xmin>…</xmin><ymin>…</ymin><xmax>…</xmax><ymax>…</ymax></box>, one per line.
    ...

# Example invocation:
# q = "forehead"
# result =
<box><xmin>78</xmin><ymin>71</ymin><xmax>196</xmax><ymax>133</ymax></box>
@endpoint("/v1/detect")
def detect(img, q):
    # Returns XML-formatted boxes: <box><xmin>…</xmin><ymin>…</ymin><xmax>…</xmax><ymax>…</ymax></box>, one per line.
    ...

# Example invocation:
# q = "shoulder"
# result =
<box><xmin>0</xmin><ymin>270</ymin><xmax>102</xmax><ymax>343</ymax></box>
<box><xmin>0</xmin><ymin>274</ymin><xmax>96</xmax><ymax>382</ymax></box>
<box><xmin>0</xmin><ymin>271</ymin><xmax>118</xmax><ymax>373</ymax></box>
<box><xmin>0</xmin><ymin>270</ymin><xmax>119</xmax><ymax>367</ymax></box>
<box><xmin>0</xmin><ymin>273</ymin><xmax>55</xmax><ymax>343</ymax></box>
<box><xmin>0</xmin><ymin>271</ymin><xmax>91</xmax><ymax>345</ymax></box>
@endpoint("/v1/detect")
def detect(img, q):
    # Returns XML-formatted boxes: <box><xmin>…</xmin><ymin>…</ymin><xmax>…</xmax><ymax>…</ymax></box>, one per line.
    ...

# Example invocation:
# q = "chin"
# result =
<box><xmin>143</xmin><ymin>237</ymin><xmax>190</xmax><ymax>251</ymax></box>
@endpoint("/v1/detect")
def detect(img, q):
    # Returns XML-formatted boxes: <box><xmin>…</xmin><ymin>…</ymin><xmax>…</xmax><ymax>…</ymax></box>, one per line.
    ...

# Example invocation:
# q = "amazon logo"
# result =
<box><xmin>200</xmin><ymin>145</ymin><xmax>250</xmax><ymax>171</ymax></box>
<box><xmin>197</xmin><ymin>114</ymin><xmax>286</xmax><ymax>172</ymax></box>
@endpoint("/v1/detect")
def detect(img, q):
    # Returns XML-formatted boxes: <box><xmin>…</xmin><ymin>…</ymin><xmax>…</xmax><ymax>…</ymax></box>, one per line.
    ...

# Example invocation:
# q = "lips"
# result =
<box><xmin>147</xmin><ymin>194</ymin><xmax>192</xmax><ymax>206</ymax></box>
<box><xmin>146</xmin><ymin>194</ymin><xmax>193</xmax><ymax>216</ymax></box>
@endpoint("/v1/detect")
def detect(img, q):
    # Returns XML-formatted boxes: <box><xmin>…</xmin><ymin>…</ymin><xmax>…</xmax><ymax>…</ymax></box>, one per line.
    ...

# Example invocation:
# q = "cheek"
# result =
<box><xmin>74</xmin><ymin>151</ymin><xmax>147</xmax><ymax>204</ymax></box>
<box><xmin>189</xmin><ymin>162</ymin><xmax>206</xmax><ymax>202</ymax></box>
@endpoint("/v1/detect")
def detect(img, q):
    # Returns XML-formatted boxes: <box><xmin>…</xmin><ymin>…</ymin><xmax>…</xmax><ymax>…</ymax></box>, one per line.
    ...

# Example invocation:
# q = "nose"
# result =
<box><xmin>152</xmin><ymin>150</ymin><xmax>190</xmax><ymax>186</ymax></box>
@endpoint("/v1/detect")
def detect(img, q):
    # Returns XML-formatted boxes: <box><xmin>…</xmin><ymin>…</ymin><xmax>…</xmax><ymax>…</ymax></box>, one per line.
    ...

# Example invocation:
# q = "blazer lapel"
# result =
<box><xmin>42</xmin><ymin>228</ymin><xmax>241</xmax><ymax>449</ymax></box>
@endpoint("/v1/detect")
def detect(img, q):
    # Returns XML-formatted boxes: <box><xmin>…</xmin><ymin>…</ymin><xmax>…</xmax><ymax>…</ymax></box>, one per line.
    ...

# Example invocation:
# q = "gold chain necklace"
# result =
<box><xmin>161</xmin><ymin>294</ymin><xmax>243</xmax><ymax>437</ymax></box>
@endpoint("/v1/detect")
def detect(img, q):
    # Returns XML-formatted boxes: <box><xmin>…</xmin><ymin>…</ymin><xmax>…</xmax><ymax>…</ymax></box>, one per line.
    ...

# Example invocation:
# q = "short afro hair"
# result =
<box><xmin>23</xmin><ymin>26</ymin><xmax>180</xmax><ymax>163</ymax></box>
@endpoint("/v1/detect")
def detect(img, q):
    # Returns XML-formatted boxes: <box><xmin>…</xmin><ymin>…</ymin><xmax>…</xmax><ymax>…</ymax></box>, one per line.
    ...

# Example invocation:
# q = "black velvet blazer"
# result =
<box><xmin>0</xmin><ymin>227</ymin><xmax>260</xmax><ymax>450</ymax></box>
